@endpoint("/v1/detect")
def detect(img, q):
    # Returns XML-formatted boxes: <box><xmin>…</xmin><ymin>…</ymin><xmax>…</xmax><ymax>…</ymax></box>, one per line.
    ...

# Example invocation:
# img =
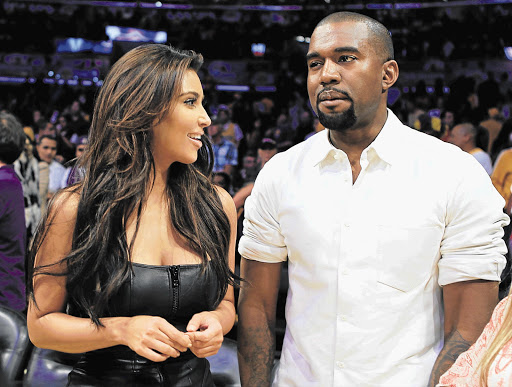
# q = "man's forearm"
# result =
<box><xmin>237</xmin><ymin>317</ymin><xmax>276</xmax><ymax>387</ymax></box>
<box><xmin>428</xmin><ymin>329</ymin><xmax>472</xmax><ymax>387</ymax></box>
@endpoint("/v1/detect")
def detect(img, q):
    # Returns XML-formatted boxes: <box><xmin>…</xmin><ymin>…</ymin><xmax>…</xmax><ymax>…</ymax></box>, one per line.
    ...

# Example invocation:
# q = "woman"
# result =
<box><xmin>437</xmin><ymin>293</ymin><xmax>512</xmax><ymax>386</ymax></box>
<box><xmin>26</xmin><ymin>44</ymin><xmax>239</xmax><ymax>386</ymax></box>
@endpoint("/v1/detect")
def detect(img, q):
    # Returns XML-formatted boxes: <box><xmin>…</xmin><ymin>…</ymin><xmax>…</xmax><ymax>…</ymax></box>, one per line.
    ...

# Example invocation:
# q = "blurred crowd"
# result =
<box><xmin>2</xmin><ymin>2</ymin><xmax>512</xmax><ymax>62</ymax></box>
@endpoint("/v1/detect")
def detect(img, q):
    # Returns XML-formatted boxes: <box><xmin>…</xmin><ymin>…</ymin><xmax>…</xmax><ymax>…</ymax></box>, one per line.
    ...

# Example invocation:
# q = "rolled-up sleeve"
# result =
<box><xmin>238</xmin><ymin>162</ymin><xmax>288</xmax><ymax>263</ymax></box>
<box><xmin>438</xmin><ymin>153</ymin><xmax>510</xmax><ymax>286</ymax></box>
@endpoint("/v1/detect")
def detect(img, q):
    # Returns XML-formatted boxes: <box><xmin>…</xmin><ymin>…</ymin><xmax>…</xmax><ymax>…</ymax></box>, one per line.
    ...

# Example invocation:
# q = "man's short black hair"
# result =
<box><xmin>37</xmin><ymin>134</ymin><xmax>57</xmax><ymax>145</ymax></box>
<box><xmin>316</xmin><ymin>11</ymin><xmax>394</xmax><ymax>62</ymax></box>
<box><xmin>0</xmin><ymin>111</ymin><xmax>25</xmax><ymax>164</ymax></box>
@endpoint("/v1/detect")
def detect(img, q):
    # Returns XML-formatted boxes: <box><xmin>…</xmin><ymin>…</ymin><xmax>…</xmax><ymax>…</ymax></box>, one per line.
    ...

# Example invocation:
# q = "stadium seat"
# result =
<box><xmin>0</xmin><ymin>305</ymin><xmax>31</xmax><ymax>387</ymax></box>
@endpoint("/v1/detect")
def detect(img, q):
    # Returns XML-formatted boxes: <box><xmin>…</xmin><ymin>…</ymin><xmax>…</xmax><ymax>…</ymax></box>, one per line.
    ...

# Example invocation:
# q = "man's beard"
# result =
<box><xmin>317</xmin><ymin>103</ymin><xmax>357</xmax><ymax>133</ymax></box>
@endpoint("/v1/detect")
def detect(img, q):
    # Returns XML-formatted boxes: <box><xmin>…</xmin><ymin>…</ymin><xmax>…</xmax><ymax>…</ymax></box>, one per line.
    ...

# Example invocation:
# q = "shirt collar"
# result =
<box><xmin>309</xmin><ymin>129</ymin><xmax>335</xmax><ymax>166</ymax></box>
<box><xmin>367</xmin><ymin>109</ymin><xmax>402</xmax><ymax>166</ymax></box>
<box><xmin>311</xmin><ymin>108</ymin><xmax>402</xmax><ymax>167</ymax></box>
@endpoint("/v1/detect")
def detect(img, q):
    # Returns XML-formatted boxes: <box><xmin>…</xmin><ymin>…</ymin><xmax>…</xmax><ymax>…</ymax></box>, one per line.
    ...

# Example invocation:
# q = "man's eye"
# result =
<box><xmin>308</xmin><ymin>61</ymin><xmax>322</xmax><ymax>69</ymax></box>
<box><xmin>339</xmin><ymin>55</ymin><xmax>356</xmax><ymax>62</ymax></box>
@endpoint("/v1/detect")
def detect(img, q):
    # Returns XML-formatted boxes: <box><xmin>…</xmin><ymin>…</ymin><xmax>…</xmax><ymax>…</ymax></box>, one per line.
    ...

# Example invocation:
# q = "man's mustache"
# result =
<box><xmin>317</xmin><ymin>88</ymin><xmax>352</xmax><ymax>103</ymax></box>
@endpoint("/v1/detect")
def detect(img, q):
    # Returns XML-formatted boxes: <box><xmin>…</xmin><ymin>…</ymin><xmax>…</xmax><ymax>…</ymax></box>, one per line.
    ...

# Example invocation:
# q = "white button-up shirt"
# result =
<box><xmin>238</xmin><ymin>109</ymin><xmax>509</xmax><ymax>387</ymax></box>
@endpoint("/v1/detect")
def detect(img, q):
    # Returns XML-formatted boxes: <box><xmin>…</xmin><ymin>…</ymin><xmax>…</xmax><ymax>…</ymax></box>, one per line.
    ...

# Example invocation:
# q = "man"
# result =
<box><xmin>34</xmin><ymin>118</ymin><xmax>73</xmax><ymax>163</ymax></box>
<box><xmin>237</xmin><ymin>12</ymin><xmax>509</xmax><ymax>387</ymax></box>
<box><xmin>234</xmin><ymin>152</ymin><xmax>258</xmax><ymax>191</ymax></box>
<box><xmin>0</xmin><ymin>111</ymin><xmax>27</xmax><ymax>313</ymax></box>
<box><xmin>208</xmin><ymin>120</ymin><xmax>238</xmax><ymax>177</ymax></box>
<box><xmin>232</xmin><ymin>138</ymin><xmax>278</xmax><ymax>212</ymax></box>
<box><xmin>217</xmin><ymin>104</ymin><xmax>244</xmax><ymax>148</ymax></box>
<box><xmin>36</xmin><ymin>134</ymin><xmax>67</xmax><ymax>209</ymax></box>
<box><xmin>257</xmin><ymin>138</ymin><xmax>279</xmax><ymax>168</ymax></box>
<box><xmin>446</xmin><ymin>122</ymin><xmax>493</xmax><ymax>175</ymax></box>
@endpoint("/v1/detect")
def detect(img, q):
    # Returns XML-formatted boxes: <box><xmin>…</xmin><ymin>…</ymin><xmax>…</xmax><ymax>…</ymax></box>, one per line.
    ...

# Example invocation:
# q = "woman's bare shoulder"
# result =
<box><xmin>47</xmin><ymin>187</ymin><xmax>81</xmax><ymax>224</ymax></box>
<box><xmin>214</xmin><ymin>185</ymin><xmax>236</xmax><ymax>219</ymax></box>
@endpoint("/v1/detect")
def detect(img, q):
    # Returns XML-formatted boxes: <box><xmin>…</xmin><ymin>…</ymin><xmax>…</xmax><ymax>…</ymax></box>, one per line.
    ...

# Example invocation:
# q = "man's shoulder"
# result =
<box><xmin>384</xmin><ymin>120</ymin><xmax>481</xmax><ymax>177</ymax></box>
<box><xmin>270</xmin><ymin>132</ymin><xmax>322</xmax><ymax>164</ymax></box>
<box><xmin>256</xmin><ymin>133</ymin><xmax>324</xmax><ymax>184</ymax></box>
<box><xmin>0</xmin><ymin>166</ymin><xmax>22</xmax><ymax>187</ymax></box>
<box><xmin>394</xmin><ymin>124</ymin><xmax>462</xmax><ymax>158</ymax></box>
<box><xmin>0</xmin><ymin>166</ymin><xmax>23</xmax><ymax>201</ymax></box>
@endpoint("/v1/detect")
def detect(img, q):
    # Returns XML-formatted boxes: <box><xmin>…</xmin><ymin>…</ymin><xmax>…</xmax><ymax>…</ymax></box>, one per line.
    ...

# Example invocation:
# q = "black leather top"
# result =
<box><xmin>65</xmin><ymin>262</ymin><xmax>220</xmax><ymax>386</ymax></box>
<box><xmin>68</xmin><ymin>262</ymin><xmax>219</xmax><ymax>326</ymax></box>
<box><xmin>107</xmin><ymin>262</ymin><xmax>219</xmax><ymax>332</ymax></box>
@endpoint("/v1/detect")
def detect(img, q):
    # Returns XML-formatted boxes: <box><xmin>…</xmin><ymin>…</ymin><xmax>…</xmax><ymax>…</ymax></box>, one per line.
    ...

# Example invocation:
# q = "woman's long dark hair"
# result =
<box><xmin>28</xmin><ymin>44</ymin><xmax>238</xmax><ymax>326</ymax></box>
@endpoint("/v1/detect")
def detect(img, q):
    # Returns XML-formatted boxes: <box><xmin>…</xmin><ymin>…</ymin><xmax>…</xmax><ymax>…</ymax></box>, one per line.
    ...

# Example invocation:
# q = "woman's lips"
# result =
<box><xmin>187</xmin><ymin>135</ymin><xmax>203</xmax><ymax>148</ymax></box>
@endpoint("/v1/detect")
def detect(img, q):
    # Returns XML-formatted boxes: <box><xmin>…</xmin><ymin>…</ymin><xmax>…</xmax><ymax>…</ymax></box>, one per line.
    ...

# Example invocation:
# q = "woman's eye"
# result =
<box><xmin>185</xmin><ymin>98</ymin><xmax>197</xmax><ymax>106</ymax></box>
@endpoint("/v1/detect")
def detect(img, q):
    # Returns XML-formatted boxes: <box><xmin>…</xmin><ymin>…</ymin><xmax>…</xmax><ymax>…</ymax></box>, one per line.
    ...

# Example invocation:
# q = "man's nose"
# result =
<box><xmin>320</xmin><ymin>59</ymin><xmax>341</xmax><ymax>85</ymax></box>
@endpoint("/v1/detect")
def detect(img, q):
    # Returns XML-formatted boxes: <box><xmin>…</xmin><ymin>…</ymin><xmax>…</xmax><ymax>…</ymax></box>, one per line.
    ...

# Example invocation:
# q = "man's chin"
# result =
<box><xmin>318</xmin><ymin>108</ymin><xmax>356</xmax><ymax>132</ymax></box>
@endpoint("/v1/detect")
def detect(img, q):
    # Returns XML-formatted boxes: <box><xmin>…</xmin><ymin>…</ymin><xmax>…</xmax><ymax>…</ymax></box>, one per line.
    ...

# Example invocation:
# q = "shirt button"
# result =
<box><xmin>344</xmin><ymin>222</ymin><xmax>350</xmax><ymax>228</ymax></box>
<box><xmin>341</xmin><ymin>269</ymin><xmax>348</xmax><ymax>276</ymax></box>
<box><xmin>338</xmin><ymin>315</ymin><xmax>347</xmax><ymax>321</ymax></box>
<box><xmin>336</xmin><ymin>361</ymin><xmax>345</xmax><ymax>369</ymax></box>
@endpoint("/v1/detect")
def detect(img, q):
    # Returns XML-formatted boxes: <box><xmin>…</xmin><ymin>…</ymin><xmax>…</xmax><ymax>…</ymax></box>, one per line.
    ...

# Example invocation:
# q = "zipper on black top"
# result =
<box><xmin>169</xmin><ymin>266</ymin><xmax>179</xmax><ymax>316</ymax></box>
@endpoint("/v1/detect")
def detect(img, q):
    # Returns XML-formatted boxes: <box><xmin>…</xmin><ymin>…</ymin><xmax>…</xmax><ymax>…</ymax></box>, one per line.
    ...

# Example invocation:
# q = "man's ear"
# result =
<box><xmin>382</xmin><ymin>60</ymin><xmax>399</xmax><ymax>93</ymax></box>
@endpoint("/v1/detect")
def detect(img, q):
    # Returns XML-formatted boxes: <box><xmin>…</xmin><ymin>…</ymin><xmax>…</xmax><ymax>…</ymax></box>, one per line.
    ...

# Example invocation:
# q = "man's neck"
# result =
<box><xmin>462</xmin><ymin>143</ymin><xmax>478</xmax><ymax>153</ymax></box>
<box><xmin>328</xmin><ymin>110</ymin><xmax>388</xmax><ymax>184</ymax></box>
<box><xmin>467</xmin><ymin>146</ymin><xmax>482</xmax><ymax>155</ymax></box>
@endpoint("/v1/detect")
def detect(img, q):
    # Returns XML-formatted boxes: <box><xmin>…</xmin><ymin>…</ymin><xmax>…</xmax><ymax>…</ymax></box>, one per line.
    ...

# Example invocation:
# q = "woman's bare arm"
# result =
<box><xmin>185</xmin><ymin>186</ymin><xmax>237</xmax><ymax>357</ymax></box>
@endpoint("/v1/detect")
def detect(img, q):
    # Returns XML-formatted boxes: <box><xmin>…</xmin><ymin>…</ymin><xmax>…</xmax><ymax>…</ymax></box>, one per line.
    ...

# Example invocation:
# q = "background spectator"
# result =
<box><xmin>446</xmin><ymin>122</ymin><xmax>493</xmax><ymax>175</ymax></box>
<box><xmin>35</xmin><ymin>134</ymin><xmax>66</xmax><ymax>209</ymax></box>
<box><xmin>13</xmin><ymin>126</ymin><xmax>41</xmax><ymax>244</ymax></box>
<box><xmin>0</xmin><ymin>111</ymin><xmax>27</xmax><ymax>313</ymax></box>
<box><xmin>208</xmin><ymin>120</ymin><xmax>238</xmax><ymax>178</ymax></box>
